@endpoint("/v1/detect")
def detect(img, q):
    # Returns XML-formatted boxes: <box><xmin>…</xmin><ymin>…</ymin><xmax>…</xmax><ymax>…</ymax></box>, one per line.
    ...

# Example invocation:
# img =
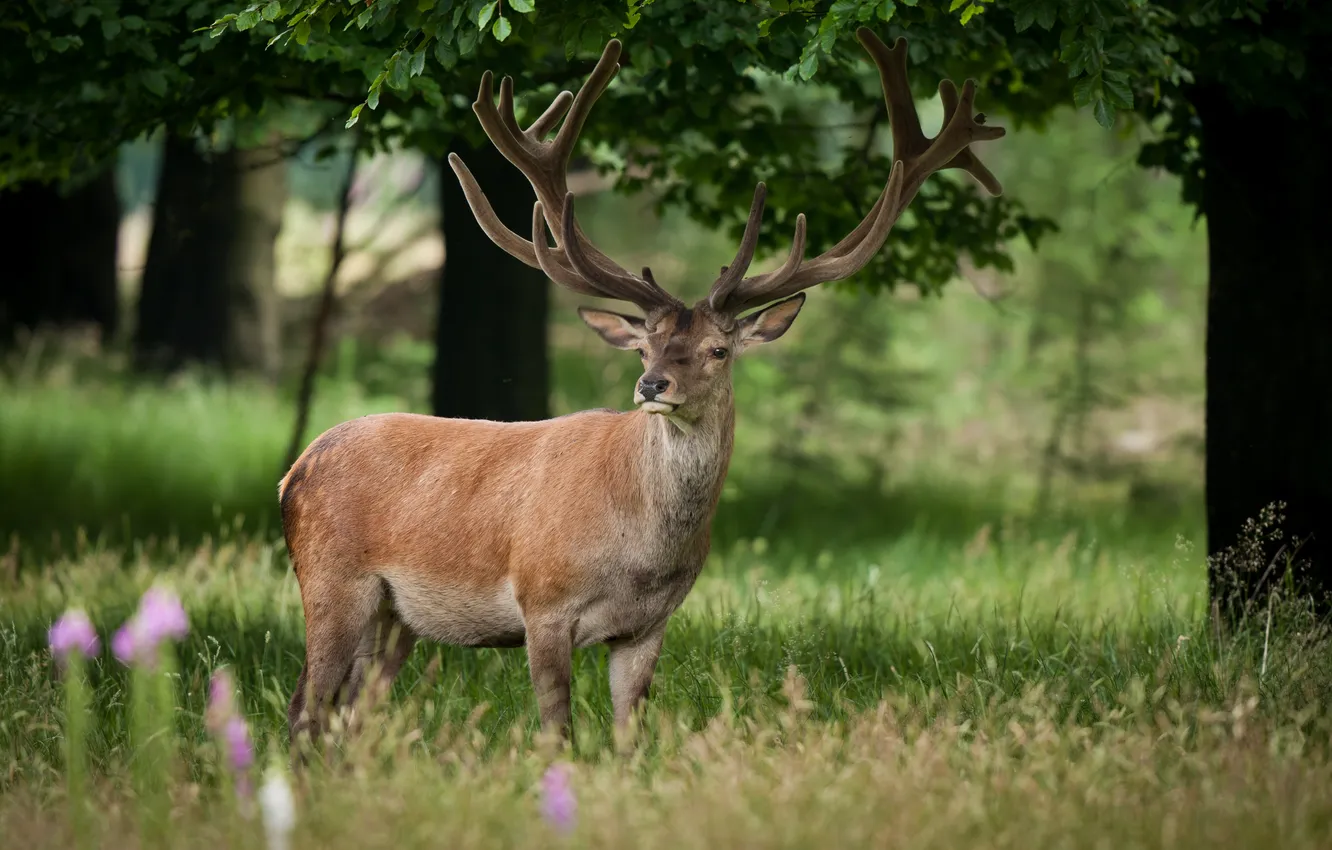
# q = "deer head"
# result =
<box><xmin>447</xmin><ymin>29</ymin><xmax>1006</xmax><ymax>424</ymax></box>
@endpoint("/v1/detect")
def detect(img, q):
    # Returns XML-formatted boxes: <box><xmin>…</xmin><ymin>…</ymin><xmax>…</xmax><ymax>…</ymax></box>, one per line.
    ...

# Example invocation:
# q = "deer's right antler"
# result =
<box><xmin>707</xmin><ymin>29</ymin><xmax>1007</xmax><ymax>316</ymax></box>
<box><xmin>448</xmin><ymin>40</ymin><xmax>685</xmax><ymax>316</ymax></box>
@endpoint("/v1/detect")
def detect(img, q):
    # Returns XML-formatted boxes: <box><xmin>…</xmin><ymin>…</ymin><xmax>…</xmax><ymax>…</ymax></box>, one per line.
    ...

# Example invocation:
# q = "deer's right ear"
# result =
<box><xmin>578</xmin><ymin>307</ymin><xmax>648</xmax><ymax>350</ymax></box>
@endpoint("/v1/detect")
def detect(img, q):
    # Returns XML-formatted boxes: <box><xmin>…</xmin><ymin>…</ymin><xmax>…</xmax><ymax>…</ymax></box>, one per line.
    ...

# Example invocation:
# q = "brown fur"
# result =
<box><xmin>282</xmin><ymin>296</ymin><xmax>803</xmax><ymax>745</ymax></box>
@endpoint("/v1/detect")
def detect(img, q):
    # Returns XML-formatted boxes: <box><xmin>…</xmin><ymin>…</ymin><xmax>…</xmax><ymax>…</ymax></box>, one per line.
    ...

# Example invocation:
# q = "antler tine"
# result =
<box><xmin>528</xmin><ymin>90</ymin><xmax>575</xmax><ymax>140</ymax></box>
<box><xmin>707</xmin><ymin>183</ymin><xmax>769</xmax><ymax>309</ymax></box>
<box><xmin>717</xmin><ymin>213</ymin><xmax>808</xmax><ymax>307</ymax></box>
<box><xmin>559</xmin><ymin>194</ymin><xmax>678</xmax><ymax>308</ymax></box>
<box><xmin>448</xmin><ymin>152</ymin><xmax>544</xmax><ymax>272</ymax></box>
<box><xmin>528</xmin><ymin>201</ymin><xmax>623</xmax><ymax>298</ymax></box>
<box><xmin>449</xmin><ymin>38</ymin><xmax>686</xmax><ymax>313</ymax></box>
<box><xmin>932</xmin><ymin>79</ymin><xmax>1005</xmax><ymax>196</ymax></box>
<box><xmin>715</xmin><ymin>27</ymin><xmax>1005</xmax><ymax>315</ymax></box>
<box><xmin>551</xmin><ymin>39</ymin><xmax>623</xmax><ymax>163</ymax></box>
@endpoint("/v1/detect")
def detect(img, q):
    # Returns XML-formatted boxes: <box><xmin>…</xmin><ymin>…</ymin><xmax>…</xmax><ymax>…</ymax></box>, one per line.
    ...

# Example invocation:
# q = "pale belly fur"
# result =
<box><xmin>376</xmin><ymin>551</ymin><xmax>704</xmax><ymax>650</ymax></box>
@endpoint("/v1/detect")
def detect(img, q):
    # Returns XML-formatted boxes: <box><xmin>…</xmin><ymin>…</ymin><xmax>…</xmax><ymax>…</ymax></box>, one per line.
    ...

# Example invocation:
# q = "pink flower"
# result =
<box><xmin>48</xmin><ymin>609</ymin><xmax>100</xmax><ymax>663</ymax></box>
<box><xmin>137</xmin><ymin>587</ymin><xmax>189</xmax><ymax>643</ymax></box>
<box><xmin>539</xmin><ymin>763</ymin><xmax>576</xmax><ymax>833</ymax></box>
<box><xmin>207</xmin><ymin>669</ymin><xmax>237</xmax><ymax>733</ymax></box>
<box><xmin>112</xmin><ymin>586</ymin><xmax>189</xmax><ymax>667</ymax></box>
<box><xmin>207</xmin><ymin>668</ymin><xmax>255</xmax><ymax>800</ymax></box>
<box><xmin>223</xmin><ymin>715</ymin><xmax>255</xmax><ymax>772</ymax></box>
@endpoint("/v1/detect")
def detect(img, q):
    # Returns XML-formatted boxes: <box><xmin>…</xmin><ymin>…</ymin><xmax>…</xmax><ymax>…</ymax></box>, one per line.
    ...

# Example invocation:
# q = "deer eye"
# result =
<box><xmin>710</xmin><ymin>347</ymin><xmax>728</xmax><ymax>360</ymax></box>
<box><xmin>637</xmin><ymin>348</ymin><xmax>647</xmax><ymax>359</ymax></box>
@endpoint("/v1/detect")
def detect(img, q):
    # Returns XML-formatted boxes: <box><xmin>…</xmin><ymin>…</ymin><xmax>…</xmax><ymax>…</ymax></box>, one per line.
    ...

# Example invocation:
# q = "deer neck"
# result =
<box><xmin>633</xmin><ymin>394</ymin><xmax>735</xmax><ymax>538</ymax></box>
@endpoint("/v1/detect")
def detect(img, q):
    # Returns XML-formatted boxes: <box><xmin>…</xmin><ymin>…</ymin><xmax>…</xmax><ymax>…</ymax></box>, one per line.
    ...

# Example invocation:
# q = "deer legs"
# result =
<box><xmin>608</xmin><ymin>626</ymin><xmax>666</xmax><ymax>729</ymax></box>
<box><xmin>524</xmin><ymin>620</ymin><xmax>668</xmax><ymax>743</ymax></box>
<box><xmin>525</xmin><ymin>621</ymin><xmax>575</xmax><ymax>739</ymax></box>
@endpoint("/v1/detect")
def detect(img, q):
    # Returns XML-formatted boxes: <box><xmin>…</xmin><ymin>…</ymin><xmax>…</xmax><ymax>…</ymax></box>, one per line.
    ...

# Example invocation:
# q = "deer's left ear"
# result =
<box><xmin>737</xmin><ymin>294</ymin><xmax>805</xmax><ymax>351</ymax></box>
<box><xmin>578</xmin><ymin>307</ymin><xmax>648</xmax><ymax>350</ymax></box>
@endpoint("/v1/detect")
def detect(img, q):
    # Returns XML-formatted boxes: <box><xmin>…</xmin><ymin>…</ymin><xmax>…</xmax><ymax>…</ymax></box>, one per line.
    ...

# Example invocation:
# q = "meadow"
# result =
<box><xmin>4</xmin><ymin>110</ymin><xmax>1326</xmax><ymax>848</ymax></box>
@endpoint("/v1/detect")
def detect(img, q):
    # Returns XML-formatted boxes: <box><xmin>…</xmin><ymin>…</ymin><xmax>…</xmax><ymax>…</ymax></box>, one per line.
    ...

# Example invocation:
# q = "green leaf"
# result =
<box><xmin>295</xmin><ymin>19</ymin><xmax>310</xmax><ymax>44</ymax></box>
<box><xmin>948</xmin><ymin>0</ymin><xmax>967</xmax><ymax>11</ymax></box>
<box><xmin>1092</xmin><ymin>98</ymin><xmax>1113</xmax><ymax>129</ymax></box>
<box><xmin>387</xmin><ymin>52</ymin><xmax>410</xmax><ymax>90</ymax></box>
<box><xmin>236</xmin><ymin>9</ymin><xmax>260</xmax><ymax>30</ymax></box>
<box><xmin>1014</xmin><ymin>3</ymin><xmax>1036</xmax><ymax>32</ymax></box>
<box><xmin>410</xmin><ymin>45</ymin><xmax>428</xmax><ymax>76</ymax></box>
<box><xmin>1035</xmin><ymin>1</ymin><xmax>1057</xmax><ymax>29</ymax></box>
<box><xmin>457</xmin><ymin>25</ymin><xmax>479</xmax><ymax>55</ymax></box>
<box><xmin>141</xmin><ymin>69</ymin><xmax>168</xmax><ymax>97</ymax></box>
<box><xmin>262</xmin><ymin>1</ymin><xmax>282</xmax><ymax>21</ymax></box>
<box><xmin>509</xmin><ymin>0</ymin><xmax>535</xmax><ymax>12</ymax></box>
<box><xmin>492</xmin><ymin>15</ymin><xmax>512</xmax><ymax>41</ymax></box>
<box><xmin>960</xmin><ymin>3</ymin><xmax>983</xmax><ymax>24</ymax></box>
<box><xmin>121</xmin><ymin>15</ymin><xmax>145</xmax><ymax>30</ymax></box>
<box><xmin>476</xmin><ymin>1</ymin><xmax>497</xmax><ymax>29</ymax></box>
<box><xmin>346</xmin><ymin>102</ymin><xmax>365</xmax><ymax>129</ymax></box>
<box><xmin>878</xmin><ymin>0</ymin><xmax>896</xmax><ymax>21</ymax></box>
<box><xmin>1101</xmin><ymin>70</ymin><xmax>1132</xmax><ymax>109</ymax></box>
<box><xmin>101</xmin><ymin>18</ymin><xmax>121</xmax><ymax>40</ymax></box>
<box><xmin>797</xmin><ymin>49</ymin><xmax>819</xmax><ymax>80</ymax></box>
<box><xmin>1072</xmin><ymin>73</ymin><xmax>1097</xmax><ymax>107</ymax></box>
<box><xmin>435</xmin><ymin>38</ymin><xmax>458</xmax><ymax>69</ymax></box>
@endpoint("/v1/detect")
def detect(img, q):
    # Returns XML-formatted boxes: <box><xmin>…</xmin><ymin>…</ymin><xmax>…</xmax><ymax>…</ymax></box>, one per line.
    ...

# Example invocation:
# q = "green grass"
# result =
<box><xmin>3</xmin><ymin>526</ymin><xmax>1332</xmax><ymax>848</ymax></box>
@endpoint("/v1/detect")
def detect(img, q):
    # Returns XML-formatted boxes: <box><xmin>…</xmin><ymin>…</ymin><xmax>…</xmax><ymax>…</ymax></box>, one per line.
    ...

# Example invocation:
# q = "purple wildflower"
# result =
<box><xmin>207</xmin><ymin>669</ymin><xmax>237</xmax><ymax>733</ymax></box>
<box><xmin>112</xmin><ymin>586</ymin><xmax>189</xmax><ymax>667</ymax></box>
<box><xmin>207</xmin><ymin>669</ymin><xmax>256</xmax><ymax>805</ymax></box>
<box><xmin>539</xmin><ymin>763</ymin><xmax>576</xmax><ymax>834</ymax></box>
<box><xmin>48</xmin><ymin>609</ymin><xmax>100</xmax><ymax>663</ymax></box>
<box><xmin>223</xmin><ymin>715</ymin><xmax>255</xmax><ymax>772</ymax></box>
<box><xmin>137</xmin><ymin>587</ymin><xmax>189</xmax><ymax>643</ymax></box>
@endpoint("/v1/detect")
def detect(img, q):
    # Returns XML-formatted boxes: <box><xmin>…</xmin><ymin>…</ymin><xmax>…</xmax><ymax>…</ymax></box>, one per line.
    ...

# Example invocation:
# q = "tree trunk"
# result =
<box><xmin>1196</xmin><ymin>86</ymin><xmax>1332</xmax><ymax>618</ymax></box>
<box><xmin>433</xmin><ymin>140</ymin><xmax>550</xmax><ymax>421</ymax></box>
<box><xmin>134</xmin><ymin>134</ymin><xmax>285</xmax><ymax>376</ymax></box>
<box><xmin>0</xmin><ymin>168</ymin><xmax>120</xmax><ymax>347</ymax></box>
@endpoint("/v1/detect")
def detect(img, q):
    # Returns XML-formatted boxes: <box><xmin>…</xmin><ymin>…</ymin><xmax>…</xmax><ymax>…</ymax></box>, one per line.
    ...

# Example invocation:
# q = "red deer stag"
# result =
<box><xmin>281</xmin><ymin>27</ymin><xmax>1005</xmax><ymax>744</ymax></box>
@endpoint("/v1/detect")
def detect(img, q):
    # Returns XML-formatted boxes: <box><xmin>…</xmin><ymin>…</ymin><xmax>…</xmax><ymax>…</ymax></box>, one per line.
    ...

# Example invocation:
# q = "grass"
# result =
<box><xmin>4</xmin><ymin>521</ymin><xmax>1332</xmax><ymax>848</ymax></box>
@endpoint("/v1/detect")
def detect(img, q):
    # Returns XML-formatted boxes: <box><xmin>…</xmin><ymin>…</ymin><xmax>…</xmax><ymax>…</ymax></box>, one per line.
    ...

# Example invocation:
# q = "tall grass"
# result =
<box><xmin>2</xmin><ymin>529</ymin><xmax>1330</xmax><ymax>848</ymax></box>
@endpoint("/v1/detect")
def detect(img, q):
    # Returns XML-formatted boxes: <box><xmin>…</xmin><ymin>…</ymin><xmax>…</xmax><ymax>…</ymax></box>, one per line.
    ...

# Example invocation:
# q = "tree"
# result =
<box><xmin>1</xmin><ymin>1</ymin><xmax>369</xmax><ymax>373</ymax></box>
<box><xmin>134</xmin><ymin>132</ymin><xmax>286</xmax><ymax>376</ymax></box>
<box><xmin>435</xmin><ymin>139</ymin><xmax>551</xmax><ymax>421</ymax></box>
<box><xmin>0</xmin><ymin>167</ymin><xmax>120</xmax><ymax>348</ymax></box>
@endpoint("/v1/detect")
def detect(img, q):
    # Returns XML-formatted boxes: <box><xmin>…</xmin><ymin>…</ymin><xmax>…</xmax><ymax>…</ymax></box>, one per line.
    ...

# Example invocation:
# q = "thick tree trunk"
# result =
<box><xmin>134</xmin><ymin>135</ymin><xmax>284</xmax><ymax>376</ymax></box>
<box><xmin>433</xmin><ymin>140</ymin><xmax>549</xmax><ymax>421</ymax></box>
<box><xmin>1196</xmin><ymin>87</ymin><xmax>1332</xmax><ymax>618</ymax></box>
<box><xmin>0</xmin><ymin>168</ymin><xmax>120</xmax><ymax>347</ymax></box>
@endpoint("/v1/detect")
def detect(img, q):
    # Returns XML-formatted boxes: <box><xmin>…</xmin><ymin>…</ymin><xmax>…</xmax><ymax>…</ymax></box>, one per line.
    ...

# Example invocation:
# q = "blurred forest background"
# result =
<box><xmin>0</xmin><ymin>101</ymin><xmax>1206</xmax><ymax>562</ymax></box>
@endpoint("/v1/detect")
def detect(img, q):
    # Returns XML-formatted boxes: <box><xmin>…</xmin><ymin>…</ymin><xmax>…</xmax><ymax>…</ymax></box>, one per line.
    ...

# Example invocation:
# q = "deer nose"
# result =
<box><xmin>638</xmin><ymin>377</ymin><xmax>671</xmax><ymax>400</ymax></box>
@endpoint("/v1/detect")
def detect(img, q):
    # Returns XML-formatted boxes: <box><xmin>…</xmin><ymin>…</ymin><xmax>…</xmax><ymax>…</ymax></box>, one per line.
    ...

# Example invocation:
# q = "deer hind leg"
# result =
<box><xmin>344</xmin><ymin>598</ymin><xmax>418</xmax><ymax>714</ymax></box>
<box><xmin>287</xmin><ymin>574</ymin><xmax>384</xmax><ymax>748</ymax></box>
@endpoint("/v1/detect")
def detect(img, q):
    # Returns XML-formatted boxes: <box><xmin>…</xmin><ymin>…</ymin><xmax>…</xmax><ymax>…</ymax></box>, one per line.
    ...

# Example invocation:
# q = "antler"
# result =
<box><xmin>447</xmin><ymin>40</ymin><xmax>683</xmax><ymax>314</ymax></box>
<box><xmin>709</xmin><ymin>28</ymin><xmax>1007</xmax><ymax>315</ymax></box>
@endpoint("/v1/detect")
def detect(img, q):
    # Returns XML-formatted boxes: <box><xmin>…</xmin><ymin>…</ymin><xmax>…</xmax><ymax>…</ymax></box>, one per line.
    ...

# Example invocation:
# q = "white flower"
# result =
<box><xmin>258</xmin><ymin>767</ymin><xmax>297</xmax><ymax>850</ymax></box>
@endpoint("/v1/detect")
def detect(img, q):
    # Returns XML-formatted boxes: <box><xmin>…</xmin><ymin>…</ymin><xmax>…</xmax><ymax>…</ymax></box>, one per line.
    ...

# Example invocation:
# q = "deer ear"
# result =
<box><xmin>737</xmin><ymin>294</ymin><xmax>805</xmax><ymax>350</ymax></box>
<box><xmin>578</xmin><ymin>307</ymin><xmax>648</xmax><ymax>350</ymax></box>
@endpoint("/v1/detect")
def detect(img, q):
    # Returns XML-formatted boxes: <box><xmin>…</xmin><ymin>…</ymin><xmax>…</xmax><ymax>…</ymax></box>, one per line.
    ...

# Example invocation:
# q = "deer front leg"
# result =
<box><xmin>525</xmin><ymin>620</ymin><xmax>574</xmax><ymax>740</ymax></box>
<box><xmin>608</xmin><ymin>624</ymin><xmax>666</xmax><ymax>730</ymax></box>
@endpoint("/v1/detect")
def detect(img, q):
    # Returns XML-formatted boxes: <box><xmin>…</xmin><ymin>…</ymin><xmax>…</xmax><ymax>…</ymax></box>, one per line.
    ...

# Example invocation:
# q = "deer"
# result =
<box><xmin>279</xmin><ymin>27</ymin><xmax>1005</xmax><ymax>747</ymax></box>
